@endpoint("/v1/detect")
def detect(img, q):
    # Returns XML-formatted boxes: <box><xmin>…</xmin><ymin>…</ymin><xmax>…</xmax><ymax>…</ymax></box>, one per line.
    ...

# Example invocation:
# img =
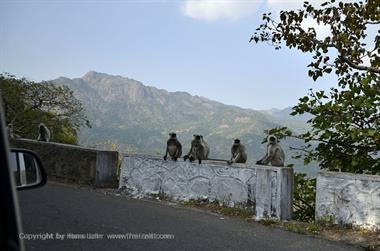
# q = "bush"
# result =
<box><xmin>293</xmin><ymin>173</ymin><xmax>316</xmax><ymax>222</ymax></box>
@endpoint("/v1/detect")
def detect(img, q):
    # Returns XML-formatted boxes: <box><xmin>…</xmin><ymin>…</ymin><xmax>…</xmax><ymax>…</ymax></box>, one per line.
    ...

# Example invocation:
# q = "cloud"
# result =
<box><xmin>266</xmin><ymin>0</ymin><xmax>327</xmax><ymax>11</ymax></box>
<box><xmin>181</xmin><ymin>0</ymin><xmax>262</xmax><ymax>21</ymax></box>
<box><xmin>265</xmin><ymin>1</ymin><xmax>331</xmax><ymax>38</ymax></box>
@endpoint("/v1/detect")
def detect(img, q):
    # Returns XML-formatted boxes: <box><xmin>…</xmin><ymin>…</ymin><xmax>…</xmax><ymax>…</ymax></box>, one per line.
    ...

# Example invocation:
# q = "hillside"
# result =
<box><xmin>53</xmin><ymin>71</ymin><xmax>317</xmax><ymax>175</ymax></box>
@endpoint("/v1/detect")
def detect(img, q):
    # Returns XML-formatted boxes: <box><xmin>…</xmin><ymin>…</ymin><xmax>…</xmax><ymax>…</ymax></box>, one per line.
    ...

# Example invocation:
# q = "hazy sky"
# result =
<box><xmin>0</xmin><ymin>0</ymin><xmax>335</xmax><ymax>110</ymax></box>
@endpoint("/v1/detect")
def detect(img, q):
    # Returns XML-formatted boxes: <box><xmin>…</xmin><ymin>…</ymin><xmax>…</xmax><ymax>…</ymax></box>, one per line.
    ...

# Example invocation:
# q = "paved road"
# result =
<box><xmin>17</xmin><ymin>183</ymin><xmax>362</xmax><ymax>251</ymax></box>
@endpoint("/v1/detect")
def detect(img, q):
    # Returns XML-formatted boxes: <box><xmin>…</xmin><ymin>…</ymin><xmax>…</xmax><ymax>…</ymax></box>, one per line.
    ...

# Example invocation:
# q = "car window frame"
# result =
<box><xmin>0</xmin><ymin>99</ymin><xmax>24</xmax><ymax>251</ymax></box>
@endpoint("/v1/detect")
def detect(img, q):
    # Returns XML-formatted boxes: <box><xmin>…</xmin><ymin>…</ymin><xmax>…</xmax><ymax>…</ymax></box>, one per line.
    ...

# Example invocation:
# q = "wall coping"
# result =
<box><xmin>318</xmin><ymin>171</ymin><xmax>380</xmax><ymax>182</ymax></box>
<box><xmin>122</xmin><ymin>154</ymin><xmax>289</xmax><ymax>172</ymax></box>
<box><xmin>12</xmin><ymin>138</ymin><xmax>116</xmax><ymax>154</ymax></box>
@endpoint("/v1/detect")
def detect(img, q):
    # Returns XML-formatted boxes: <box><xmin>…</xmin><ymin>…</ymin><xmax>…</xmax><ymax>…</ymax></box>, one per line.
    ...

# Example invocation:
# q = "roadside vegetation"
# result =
<box><xmin>183</xmin><ymin>199</ymin><xmax>254</xmax><ymax>219</ymax></box>
<box><xmin>251</xmin><ymin>0</ymin><xmax>379</xmax><ymax>238</ymax></box>
<box><xmin>252</xmin><ymin>0</ymin><xmax>379</xmax><ymax>175</ymax></box>
<box><xmin>250</xmin><ymin>0</ymin><xmax>379</xmax><ymax>247</ymax></box>
<box><xmin>0</xmin><ymin>73</ymin><xmax>90</xmax><ymax>144</ymax></box>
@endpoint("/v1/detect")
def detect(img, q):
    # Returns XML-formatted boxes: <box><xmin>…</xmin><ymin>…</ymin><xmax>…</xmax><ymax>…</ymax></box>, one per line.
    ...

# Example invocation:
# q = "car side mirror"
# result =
<box><xmin>9</xmin><ymin>149</ymin><xmax>47</xmax><ymax>190</ymax></box>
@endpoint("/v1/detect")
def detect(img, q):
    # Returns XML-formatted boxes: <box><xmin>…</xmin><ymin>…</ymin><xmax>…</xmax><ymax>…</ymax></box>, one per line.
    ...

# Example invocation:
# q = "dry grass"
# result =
<box><xmin>183</xmin><ymin>199</ymin><xmax>253</xmax><ymax>219</ymax></box>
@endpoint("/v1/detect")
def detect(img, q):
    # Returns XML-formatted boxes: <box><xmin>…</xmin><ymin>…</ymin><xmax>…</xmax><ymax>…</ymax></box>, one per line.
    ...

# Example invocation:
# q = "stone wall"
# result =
<box><xmin>10</xmin><ymin>138</ymin><xmax>118</xmax><ymax>187</ymax></box>
<box><xmin>119</xmin><ymin>155</ymin><xmax>294</xmax><ymax>220</ymax></box>
<box><xmin>316</xmin><ymin>171</ymin><xmax>380</xmax><ymax>231</ymax></box>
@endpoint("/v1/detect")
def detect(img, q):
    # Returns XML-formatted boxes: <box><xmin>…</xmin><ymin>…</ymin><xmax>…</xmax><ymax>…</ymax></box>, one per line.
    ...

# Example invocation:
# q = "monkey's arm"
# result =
<box><xmin>231</xmin><ymin>152</ymin><xmax>241</xmax><ymax>163</ymax></box>
<box><xmin>186</xmin><ymin>145</ymin><xmax>194</xmax><ymax>156</ymax></box>
<box><xmin>227</xmin><ymin>148</ymin><xmax>233</xmax><ymax>165</ymax></box>
<box><xmin>176</xmin><ymin>145</ymin><xmax>182</xmax><ymax>158</ymax></box>
<box><xmin>260</xmin><ymin>145</ymin><xmax>277</xmax><ymax>165</ymax></box>
<box><xmin>163</xmin><ymin>146</ymin><xmax>169</xmax><ymax>160</ymax></box>
<box><xmin>184</xmin><ymin>145</ymin><xmax>193</xmax><ymax>161</ymax></box>
<box><xmin>257</xmin><ymin>152</ymin><xmax>268</xmax><ymax>164</ymax></box>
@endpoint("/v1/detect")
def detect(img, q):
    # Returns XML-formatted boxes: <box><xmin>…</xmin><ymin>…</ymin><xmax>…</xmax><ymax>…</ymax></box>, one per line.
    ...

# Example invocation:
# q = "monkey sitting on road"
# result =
<box><xmin>183</xmin><ymin>134</ymin><xmax>210</xmax><ymax>164</ymax></box>
<box><xmin>256</xmin><ymin>135</ymin><xmax>285</xmax><ymax>167</ymax></box>
<box><xmin>227</xmin><ymin>139</ymin><xmax>247</xmax><ymax>165</ymax></box>
<box><xmin>37</xmin><ymin>123</ymin><xmax>51</xmax><ymax>142</ymax></box>
<box><xmin>163</xmin><ymin>132</ymin><xmax>182</xmax><ymax>161</ymax></box>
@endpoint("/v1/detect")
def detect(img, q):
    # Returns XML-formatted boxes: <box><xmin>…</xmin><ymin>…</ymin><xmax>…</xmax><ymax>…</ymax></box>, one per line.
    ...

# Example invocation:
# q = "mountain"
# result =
<box><xmin>53</xmin><ymin>71</ymin><xmax>318</xmax><ymax>175</ymax></box>
<box><xmin>260</xmin><ymin>107</ymin><xmax>313</xmax><ymax>123</ymax></box>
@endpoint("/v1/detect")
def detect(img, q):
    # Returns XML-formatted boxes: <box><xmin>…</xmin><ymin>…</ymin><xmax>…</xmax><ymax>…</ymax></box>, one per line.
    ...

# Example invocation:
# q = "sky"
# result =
<box><xmin>0</xmin><ymin>0</ymin><xmax>336</xmax><ymax>110</ymax></box>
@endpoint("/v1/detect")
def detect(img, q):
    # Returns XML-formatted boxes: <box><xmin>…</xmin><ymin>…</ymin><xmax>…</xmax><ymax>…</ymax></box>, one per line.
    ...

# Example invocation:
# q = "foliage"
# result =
<box><xmin>251</xmin><ymin>0</ymin><xmax>380</xmax><ymax>174</ymax></box>
<box><xmin>262</xmin><ymin>126</ymin><xmax>293</xmax><ymax>144</ymax></box>
<box><xmin>293</xmin><ymin>173</ymin><xmax>316</xmax><ymax>222</ymax></box>
<box><xmin>0</xmin><ymin>73</ymin><xmax>90</xmax><ymax>144</ymax></box>
<box><xmin>259</xmin><ymin>218</ymin><xmax>280</xmax><ymax>227</ymax></box>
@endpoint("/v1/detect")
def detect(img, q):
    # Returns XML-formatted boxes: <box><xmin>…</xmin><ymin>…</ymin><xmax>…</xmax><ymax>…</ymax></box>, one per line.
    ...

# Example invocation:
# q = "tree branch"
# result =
<box><xmin>10</xmin><ymin>104</ymin><xmax>40</xmax><ymax>125</ymax></box>
<box><xmin>294</xmin><ymin>196</ymin><xmax>315</xmax><ymax>212</ymax></box>
<box><xmin>289</xmin><ymin>146</ymin><xmax>313</xmax><ymax>154</ymax></box>
<box><xmin>340</xmin><ymin>56</ymin><xmax>380</xmax><ymax>74</ymax></box>
<box><xmin>263</xmin><ymin>18</ymin><xmax>380</xmax><ymax>74</ymax></box>
<box><xmin>364</xmin><ymin>20</ymin><xmax>380</xmax><ymax>25</ymax></box>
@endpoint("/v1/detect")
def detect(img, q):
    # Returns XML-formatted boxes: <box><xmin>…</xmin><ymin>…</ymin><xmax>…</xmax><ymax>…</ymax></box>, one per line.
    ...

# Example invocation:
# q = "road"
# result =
<box><xmin>17</xmin><ymin>182</ymin><xmax>362</xmax><ymax>251</ymax></box>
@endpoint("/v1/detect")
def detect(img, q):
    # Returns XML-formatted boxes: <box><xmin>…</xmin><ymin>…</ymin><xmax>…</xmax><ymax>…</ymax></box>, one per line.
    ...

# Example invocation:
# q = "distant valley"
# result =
<box><xmin>53</xmin><ymin>71</ymin><xmax>317</xmax><ymax>175</ymax></box>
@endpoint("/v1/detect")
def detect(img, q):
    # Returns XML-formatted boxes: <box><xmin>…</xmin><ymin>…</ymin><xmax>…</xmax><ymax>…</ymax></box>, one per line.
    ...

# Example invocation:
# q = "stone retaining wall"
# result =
<box><xmin>119</xmin><ymin>155</ymin><xmax>294</xmax><ymax>220</ymax></box>
<box><xmin>316</xmin><ymin>171</ymin><xmax>380</xmax><ymax>231</ymax></box>
<box><xmin>10</xmin><ymin>138</ymin><xmax>118</xmax><ymax>187</ymax></box>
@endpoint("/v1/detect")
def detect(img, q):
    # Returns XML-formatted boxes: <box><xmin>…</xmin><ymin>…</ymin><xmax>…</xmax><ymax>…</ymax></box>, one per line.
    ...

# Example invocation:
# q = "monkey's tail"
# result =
<box><xmin>206</xmin><ymin>158</ymin><xmax>229</xmax><ymax>162</ymax></box>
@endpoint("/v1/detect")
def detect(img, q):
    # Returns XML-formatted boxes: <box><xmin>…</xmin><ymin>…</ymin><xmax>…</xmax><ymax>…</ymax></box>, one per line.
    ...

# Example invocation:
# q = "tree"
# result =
<box><xmin>251</xmin><ymin>0</ymin><xmax>379</xmax><ymax>174</ymax></box>
<box><xmin>0</xmin><ymin>73</ymin><xmax>90</xmax><ymax>144</ymax></box>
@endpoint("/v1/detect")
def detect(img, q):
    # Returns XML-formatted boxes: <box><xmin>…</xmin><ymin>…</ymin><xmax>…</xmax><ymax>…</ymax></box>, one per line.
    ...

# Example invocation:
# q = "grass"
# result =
<box><xmin>258</xmin><ymin>218</ymin><xmax>279</xmax><ymax>227</ymax></box>
<box><xmin>183</xmin><ymin>199</ymin><xmax>254</xmax><ymax>219</ymax></box>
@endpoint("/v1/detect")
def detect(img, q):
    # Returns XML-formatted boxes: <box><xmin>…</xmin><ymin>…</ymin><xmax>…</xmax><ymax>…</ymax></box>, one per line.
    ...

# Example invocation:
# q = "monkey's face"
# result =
<box><xmin>194</xmin><ymin>135</ymin><xmax>201</xmax><ymax>140</ymax></box>
<box><xmin>234</xmin><ymin>139</ymin><xmax>240</xmax><ymax>144</ymax></box>
<box><xmin>169</xmin><ymin>133</ymin><xmax>177</xmax><ymax>139</ymax></box>
<box><xmin>268</xmin><ymin>135</ymin><xmax>277</xmax><ymax>144</ymax></box>
<box><xmin>232</xmin><ymin>143</ymin><xmax>240</xmax><ymax>149</ymax></box>
<box><xmin>231</xmin><ymin>145</ymin><xmax>239</xmax><ymax>152</ymax></box>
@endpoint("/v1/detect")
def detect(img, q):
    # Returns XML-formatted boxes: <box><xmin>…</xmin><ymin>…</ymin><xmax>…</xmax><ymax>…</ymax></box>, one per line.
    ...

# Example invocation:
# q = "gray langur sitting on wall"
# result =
<box><xmin>37</xmin><ymin>123</ymin><xmax>51</xmax><ymax>142</ymax></box>
<box><xmin>7</xmin><ymin>123</ymin><xmax>14</xmax><ymax>138</ymax></box>
<box><xmin>6</xmin><ymin>123</ymin><xmax>21</xmax><ymax>139</ymax></box>
<box><xmin>183</xmin><ymin>134</ymin><xmax>210</xmax><ymax>164</ymax></box>
<box><xmin>163</xmin><ymin>132</ymin><xmax>182</xmax><ymax>161</ymax></box>
<box><xmin>227</xmin><ymin>139</ymin><xmax>247</xmax><ymax>165</ymax></box>
<box><xmin>256</xmin><ymin>135</ymin><xmax>285</xmax><ymax>167</ymax></box>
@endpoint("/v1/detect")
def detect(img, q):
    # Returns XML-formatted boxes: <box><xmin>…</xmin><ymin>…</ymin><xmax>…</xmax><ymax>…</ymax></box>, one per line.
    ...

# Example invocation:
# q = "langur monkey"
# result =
<box><xmin>7</xmin><ymin>123</ymin><xmax>14</xmax><ymax>139</ymax></box>
<box><xmin>256</xmin><ymin>135</ymin><xmax>285</xmax><ymax>167</ymax></box>
<box><xmin>37</xmin><ymin>123</ymin><xmax>51</xmax><ymax>142</ymax></box>
<box><xmin>183</xmin><ymin>134</ymin><xmax>210</xmax><ymax>164</ymax></box>
<box><xmin>227</xmin><ymin>139</ymin><xmax>247</xmax><ymax>165</ymax></box>
<box><xmin>163</xmin><ymin>132</ymin><xmax>182</xmax><ymax>161</ymax></box>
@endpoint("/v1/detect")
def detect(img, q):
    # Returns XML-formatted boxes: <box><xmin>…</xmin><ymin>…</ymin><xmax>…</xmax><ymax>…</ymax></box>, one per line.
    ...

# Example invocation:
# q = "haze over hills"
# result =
<box><xmin>260</xmin><ymin>107</ymin><xmax>313</xmax><ymax>124</ymax></box>
<box><xmin>53</xmin><ymin>71</ymin><xmax>317</xmax><ymax>175</ymax></box>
